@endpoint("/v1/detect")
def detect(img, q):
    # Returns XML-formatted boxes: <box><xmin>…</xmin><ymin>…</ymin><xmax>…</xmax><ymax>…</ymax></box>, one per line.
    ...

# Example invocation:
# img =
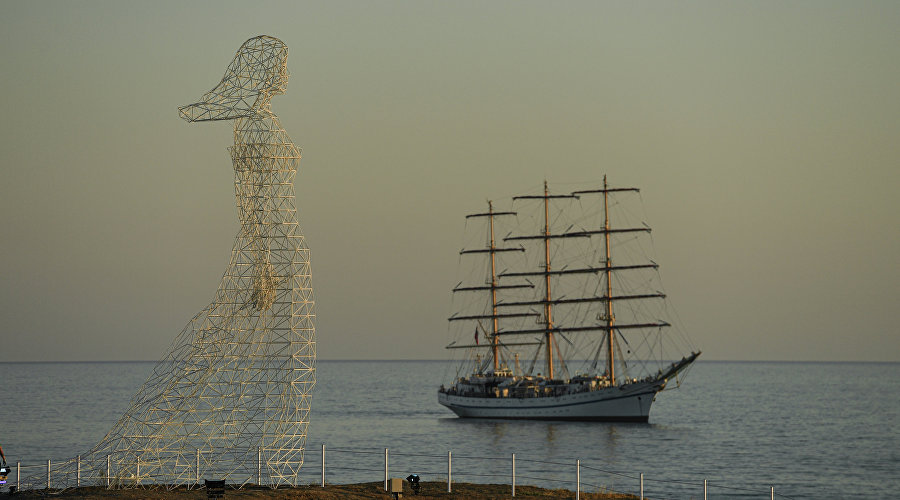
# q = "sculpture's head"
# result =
<box><xmin>179</xmin><ymin>35</ymin><xmax>289</xmax><ymax>122</ymax></box>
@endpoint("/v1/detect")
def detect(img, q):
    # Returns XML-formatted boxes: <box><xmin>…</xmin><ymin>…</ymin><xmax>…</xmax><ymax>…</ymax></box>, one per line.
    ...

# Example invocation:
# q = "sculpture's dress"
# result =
<box><xmin>24</xmin><ymin>36</ymin><xmax>315</xmax><ymax>489</ymax></box>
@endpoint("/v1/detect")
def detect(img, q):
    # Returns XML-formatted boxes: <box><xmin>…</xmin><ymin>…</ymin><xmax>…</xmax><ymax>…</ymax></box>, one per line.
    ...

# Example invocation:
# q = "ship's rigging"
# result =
<box><xmin>445</xmin><ymin>177</ymin><xmax>696</xmax><ymax>386</ymax></box>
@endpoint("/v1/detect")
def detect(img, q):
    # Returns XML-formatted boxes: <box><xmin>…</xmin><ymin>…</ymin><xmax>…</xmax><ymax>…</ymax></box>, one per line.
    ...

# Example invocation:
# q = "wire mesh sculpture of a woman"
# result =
<box><xmin>24</xmin><ymin>35</ymin><xmax>316</xmax><ymax>489</ymax></box>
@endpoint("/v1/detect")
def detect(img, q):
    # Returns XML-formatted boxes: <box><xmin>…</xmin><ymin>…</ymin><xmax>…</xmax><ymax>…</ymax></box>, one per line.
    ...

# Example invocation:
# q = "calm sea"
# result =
<box><xmin>0</xmin><ymin>361</ymin><xmax>897</xmax><ymax>499</ymax></box>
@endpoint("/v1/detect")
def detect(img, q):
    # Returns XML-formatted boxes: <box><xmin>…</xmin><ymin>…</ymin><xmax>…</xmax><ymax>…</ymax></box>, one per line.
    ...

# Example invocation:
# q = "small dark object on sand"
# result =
<box><xmin>406</xmin><ymin>474</ymin><xmax>421</xmax><ymax>495</ymax></box>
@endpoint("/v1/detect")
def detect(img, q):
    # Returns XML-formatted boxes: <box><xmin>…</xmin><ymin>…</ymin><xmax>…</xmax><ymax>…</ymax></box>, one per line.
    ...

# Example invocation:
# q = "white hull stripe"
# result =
<box><xmin>441</xmin><ymin>389</ymin><xmax>658</xmax><ymax>410</ymax></box>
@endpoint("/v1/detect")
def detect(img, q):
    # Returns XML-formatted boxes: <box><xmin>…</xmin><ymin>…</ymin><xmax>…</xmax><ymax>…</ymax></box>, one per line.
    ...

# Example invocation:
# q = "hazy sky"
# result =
<box><xmin>1</xmin><ymin>1</ymin><xmax>898</xmax><ymax>362</ymax></box>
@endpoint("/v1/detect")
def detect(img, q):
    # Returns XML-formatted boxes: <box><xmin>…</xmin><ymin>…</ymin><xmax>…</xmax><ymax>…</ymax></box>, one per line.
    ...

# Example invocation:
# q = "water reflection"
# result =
<box><xmin>440</xmin><ymin>418</ymin><xmax>602</xmax><ymax>458</ymax></box>
<box><xmin>488</xmin><ymin>420</ymin><xmax>506</xmax><ymax>447</ymax></box>
<box><xmin>439</xmin><ymin>417</ymin><xmax>660</xmax><ymax>472</ymax></box>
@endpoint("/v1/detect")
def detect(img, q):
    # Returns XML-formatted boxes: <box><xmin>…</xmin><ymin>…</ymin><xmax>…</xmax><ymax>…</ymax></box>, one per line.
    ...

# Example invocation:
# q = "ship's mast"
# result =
<box><xmin>503</xmin><ymin>183</ymin><xmax>579</xmax><ymax>380</ymax></box>
<box><xmin>488</xmin><ymin>201</ymin><xmax>501</xmax><ymax>371</ymax></box>
<box><xmin>491</xmin><ymin>179</ymin><xmax>672</xmax><ymax>386</ymax></box>
<box><xmin>542</xmin><ymin>181</ymin><xmax>556</xmax><ymax>379</ymax></box>
<box><xmin>603</xmin><ymin>175</ymin><xmax>616</xmax><ymax>385</ymax></box>
<box><xmin>448</xmin><ymin>204</ymin><xmax>533</xmax><ymax>370</ymax></box>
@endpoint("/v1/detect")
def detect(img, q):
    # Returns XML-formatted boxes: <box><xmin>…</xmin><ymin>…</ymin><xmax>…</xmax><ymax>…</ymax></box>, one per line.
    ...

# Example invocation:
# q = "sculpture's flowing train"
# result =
<box><xmin>23</xmin><ymin>35</ymin><xmax>316</xmax><ymax>489</ymax></box>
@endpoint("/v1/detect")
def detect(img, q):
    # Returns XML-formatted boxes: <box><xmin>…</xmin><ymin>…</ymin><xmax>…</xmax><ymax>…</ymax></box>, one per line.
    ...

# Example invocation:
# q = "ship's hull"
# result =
<box><xmin>438</xmin><ymin>380</ymin><xmax>662</xmax><ymax>422</ymax></box>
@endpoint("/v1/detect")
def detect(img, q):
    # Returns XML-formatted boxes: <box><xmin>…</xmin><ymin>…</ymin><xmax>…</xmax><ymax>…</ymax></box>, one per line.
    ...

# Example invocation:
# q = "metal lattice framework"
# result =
<box><xmin>23</xmin><ymin>35</ymin><xmax>316</xmax><ymax>489</ymax></box>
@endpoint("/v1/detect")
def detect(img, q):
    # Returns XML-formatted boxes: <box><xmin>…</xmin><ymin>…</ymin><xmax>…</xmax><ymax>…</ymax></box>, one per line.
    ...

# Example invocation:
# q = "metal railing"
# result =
<box><xmin>5</xmin><ymin>445</ymin><xmax>795</xmax><ymax>499</ymax></box>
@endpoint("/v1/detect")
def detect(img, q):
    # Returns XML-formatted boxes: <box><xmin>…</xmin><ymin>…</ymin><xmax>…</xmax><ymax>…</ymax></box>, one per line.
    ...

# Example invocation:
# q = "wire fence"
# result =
<box><xmin>2</xmin><ymin>445</ymin><xmax>795</xmax><ymax>499</ymax></box>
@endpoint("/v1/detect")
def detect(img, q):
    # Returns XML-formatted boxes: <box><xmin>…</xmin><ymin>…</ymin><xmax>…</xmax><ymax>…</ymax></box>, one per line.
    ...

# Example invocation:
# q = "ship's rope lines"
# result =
<box><xmin>614</xmin><ymin>330</ymin><xmax>631</xmax><ymax>379</ymax></box>
<box><xmin>497</xmin><ymin>339</ymin><xmax>532</xmax><ymax>370</ymax></box>
<box><xmin>610</xmin><ymin>266</ymin><xmax>678</xmax><ymax>374</ymax></box>
<box><xmin>589</xmin><ymin>332</ymin><xmax>607</xmax><ymax>372</ymax></box>
<box><xmin>445</xmin><ymin>212</ymin><xmax>494</xmax><ymax>379</ymax></box>
<box><xmin>552</xmin><ymin>334</ymin><xmax>571</xmax><ymax>379</ymax></box>
<box><xmin>527</xmin><ymin>338</ymin><xmax>543</xmax><ymax>375</ymax></box>
<box><xmin>636</xmin><ymin>195</ymin><xmax>697</xmax><ymax>355</ymax></box>
<box><xmin>555</xmin><ymin>187</ymin><xmax>678</xmax><ymax>379</ymax></box>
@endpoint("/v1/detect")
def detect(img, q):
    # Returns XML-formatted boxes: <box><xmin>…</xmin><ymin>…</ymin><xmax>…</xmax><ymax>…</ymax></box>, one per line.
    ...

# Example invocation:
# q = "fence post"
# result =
<box><xmin>511</xmin><ymin>453</ymin><xmax>516</xmax><ymax>497</ymax></box>
<box><xmin>447</xmin><ymin>451</ymin><xmax>452</xmax><ymax>493</ymax></box>
<box><xmin>77</xmin><ymin>455</ymin><xmax>81</xmax><ymax>487</ymax></box>
<box><xmin>704</xmin><ymin>479</ymin><xmax>707</xmax><ymax>500</ymax></box>
<box><xmin>321</xmin><ymin>444</ymin><xmax>326</xmax><ymax>488</ymax></box>
<box><xmin>47</xmin><ymin>459</ymin><xmax>51</xmax><ymax>490</ymax></box>
<box><xmin>640</xmin><ymin>472</ymin><xmax>643</xmax><ymax>500</ymax></box>
<box><xmin>16</xmin><ymin>462</ymin><xmax>20</xmax><ymax>490</ymax></box>
<box><xmin>258</xmin><ymin>446</ymin><xmax>262</xmax><ymax>485</ymax></box>
<box><xmin>771</xmin><ymin>486</ymin><xmax>774</xmax><ymax>500</ymax></box>
<box><xmin>136</xmin><ymin>457</ymin><xmax>140</xmax><ymax>486</ymax></box>
<box><xmin>576</xmin><ymin>459</ymin><xmax>580</xmax><ymax>500</ymax></box>
<box><xmin>384</xmin><ymin>448</ymin><xmax>388</xmax><ymax>491</ymax></box>
<box><xmin>106</xmin><ymin>455</ymin><xmax>110</xmax><ymax>488</ymax></box>
<box><xmin>196</xmin><ymin>449</ymin><xmax>200</xmax><ymax>484</ymax></box>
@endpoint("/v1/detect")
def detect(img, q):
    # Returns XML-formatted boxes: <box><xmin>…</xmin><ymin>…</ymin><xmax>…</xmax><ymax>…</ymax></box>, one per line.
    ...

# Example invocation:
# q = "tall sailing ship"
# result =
<box><xmin>438</xmin><ymin>178</ymin><xmax>700</xmax><ymax>422</ymax></box>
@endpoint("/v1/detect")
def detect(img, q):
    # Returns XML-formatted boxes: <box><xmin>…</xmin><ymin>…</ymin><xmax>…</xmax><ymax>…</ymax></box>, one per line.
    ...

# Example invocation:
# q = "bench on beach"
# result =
<box><xmin>205</xmin><ymin>479</ymin><xmax>226</xmax><ymax>499</ymax></box>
